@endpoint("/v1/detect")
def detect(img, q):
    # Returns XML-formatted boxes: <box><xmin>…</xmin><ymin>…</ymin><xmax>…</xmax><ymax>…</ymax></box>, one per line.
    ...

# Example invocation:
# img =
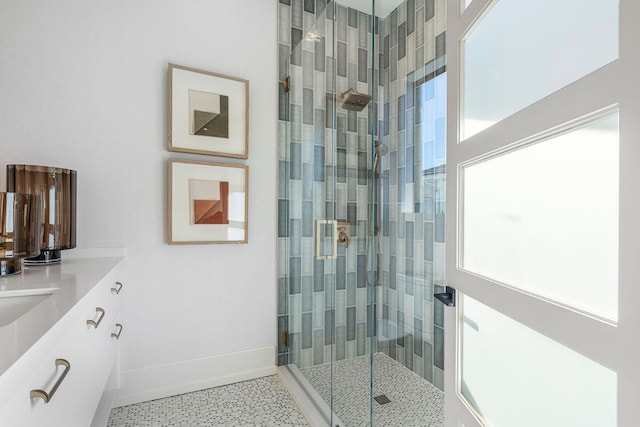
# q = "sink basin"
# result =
<box><xmin>0</xmin><ymin>288</ymin><xmax>58</xmax><ymax>326</ymax></box>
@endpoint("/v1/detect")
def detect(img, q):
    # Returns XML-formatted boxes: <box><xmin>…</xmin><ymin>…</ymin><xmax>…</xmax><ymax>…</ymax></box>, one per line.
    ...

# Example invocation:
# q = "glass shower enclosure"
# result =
<box><xmin>277</xmin><ymin>0</ymin><xmax>447</xmax><ymax>425</ymax></box>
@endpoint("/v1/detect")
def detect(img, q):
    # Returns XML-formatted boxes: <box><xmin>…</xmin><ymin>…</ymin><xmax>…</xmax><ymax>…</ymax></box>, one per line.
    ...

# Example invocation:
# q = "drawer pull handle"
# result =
<box><xmin>87</xmin><ymin>307</ymin><xmax>105</xmax><ymax>328</ymax></box>
<box><xmin>30</xmin><ymin>359</ymin><xmax>71</xmax><ymax>403</ymax></box>
<box><xmin>111</xmin><ymin>281</ymin><xmax>123</xmax><ymax>294</ymax></box>
<box><xmin>111</xmin><ymin>323</ymin><xmax>123</xmax><ymax>340</ymax></box>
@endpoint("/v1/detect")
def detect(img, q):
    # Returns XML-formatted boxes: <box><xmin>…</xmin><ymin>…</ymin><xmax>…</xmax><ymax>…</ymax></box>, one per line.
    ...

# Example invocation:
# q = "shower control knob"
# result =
<box><xmin>336</xmin><ymin>222</ymin><xmax>351</xmax><ymax>247</ymax></box>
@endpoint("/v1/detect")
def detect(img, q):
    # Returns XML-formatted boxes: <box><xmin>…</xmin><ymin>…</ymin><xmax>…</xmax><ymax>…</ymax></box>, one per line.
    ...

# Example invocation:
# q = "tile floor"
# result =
<box><xmin>107</xmin><ymin>353</ymin><xmax>443</xmax><ymax>427</ymax></box>
<box><xmin>106</xmin><ymin>375</ymin><xmax>309</xmax><ymax>427</ymax></box>
<box><xmin>299</xmin><ymin>353</ymin><xmax>444</xmax><ymax>427</ymax></box>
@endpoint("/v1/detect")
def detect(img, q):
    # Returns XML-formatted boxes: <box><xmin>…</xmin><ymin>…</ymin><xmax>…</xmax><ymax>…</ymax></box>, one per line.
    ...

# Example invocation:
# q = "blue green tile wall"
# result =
<box><xmin>377</xmin><ymin>0</ymin><xmax>447</xmax><ymax>391</ymax></box>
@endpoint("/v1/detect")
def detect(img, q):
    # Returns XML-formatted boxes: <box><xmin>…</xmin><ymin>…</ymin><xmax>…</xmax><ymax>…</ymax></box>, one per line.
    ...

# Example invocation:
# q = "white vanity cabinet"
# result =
<box><xmin>0</xmin><ymin>258</ymin><xmax>125</xmax><ymax>427</ymax></box>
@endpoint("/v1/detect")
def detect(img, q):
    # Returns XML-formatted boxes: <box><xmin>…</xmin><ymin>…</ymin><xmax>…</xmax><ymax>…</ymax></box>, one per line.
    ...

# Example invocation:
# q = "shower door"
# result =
<box><xmin>444</xmin><ymin>0</ymin><xmax>639</xmax><ymax>426</ymax></box>
<box><xmin>279</xmin><ymin>1</ymin><xmax>380</xmax><ymax>424</ymax></box>
<box><xmin>279</xmin><ymin>1</ymin><xmax>338</xmax><ymax>411</ymax></box>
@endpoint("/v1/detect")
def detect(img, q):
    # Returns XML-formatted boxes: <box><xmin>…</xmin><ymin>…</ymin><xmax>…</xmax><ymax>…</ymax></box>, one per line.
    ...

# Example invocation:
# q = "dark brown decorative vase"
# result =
<box><xmin>0</xmin><ymin>192</ymin><xmax>41</xmax><ymax>275</ymax></box>
<box><xmin>6</xmin><ymin>165</ymin><xmax>77</xmax><ymax>264</ymax></box>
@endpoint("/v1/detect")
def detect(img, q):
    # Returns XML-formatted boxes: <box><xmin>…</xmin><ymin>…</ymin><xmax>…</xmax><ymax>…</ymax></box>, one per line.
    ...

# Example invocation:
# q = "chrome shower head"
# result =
<box><xmin>339</xmin><ymin>88</ymin><xmax>372</xmax><ymax>111</ymax></box>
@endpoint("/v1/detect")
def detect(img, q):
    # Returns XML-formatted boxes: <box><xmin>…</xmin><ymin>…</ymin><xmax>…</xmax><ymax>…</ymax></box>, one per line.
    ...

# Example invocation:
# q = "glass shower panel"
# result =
<box><xmin>282</xmin><ymin>7</ymin><xmax>338</xmax><ymax>421</ymax></box>
<box><xmin>326</xmin><ymin>2</ymin><xmax>379</xmax><ymax>425</ymax></box>
<box><xmin>281</xmin><ymin>1</ymin><xmax>386</xmax><ymax>424</ymax></box>
<box><xmin>279</xmin><ymin>1</ymin><xmax>447</xmax><ymax>425</ymax></box>
<box><xmin>374</xmin><ymin>0</ymin><xmax>447</xmax><ymax>424</ymax></box>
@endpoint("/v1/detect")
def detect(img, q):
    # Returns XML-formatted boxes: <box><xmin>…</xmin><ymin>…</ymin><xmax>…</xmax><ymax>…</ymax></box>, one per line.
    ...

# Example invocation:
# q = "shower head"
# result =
<box><xmin>375</xmin><ymin>141</ymin><xmax>389</xmax><ymax>157</ymax></box>
<box><xmin>373</xmin><ymin>141</ymin><xmax>389</xmax><ymax>173</ymax></box>
<box><xmin>339</xmin><ymin>88</ymin><xmax>372</xmax><ymax>111</ymax></box>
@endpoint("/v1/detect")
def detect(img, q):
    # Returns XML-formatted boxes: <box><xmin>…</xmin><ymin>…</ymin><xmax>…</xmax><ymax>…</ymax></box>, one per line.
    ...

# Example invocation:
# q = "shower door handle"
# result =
<box><xmin>315</xmin><ymin>220</ymin><xmax>338</xmax><ymax>260</ymax></box>
<box><xmin>434</xmin><ymin>286</ymin><xmax>456</xmax><ymax>307</ymax></box>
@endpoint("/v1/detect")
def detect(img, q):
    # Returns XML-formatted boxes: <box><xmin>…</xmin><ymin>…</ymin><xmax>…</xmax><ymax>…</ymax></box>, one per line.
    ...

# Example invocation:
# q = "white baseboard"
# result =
<box><xmin>113</xmin><ymin>346</ymin><xmax>276</xmax><ymax>408</ymax></box>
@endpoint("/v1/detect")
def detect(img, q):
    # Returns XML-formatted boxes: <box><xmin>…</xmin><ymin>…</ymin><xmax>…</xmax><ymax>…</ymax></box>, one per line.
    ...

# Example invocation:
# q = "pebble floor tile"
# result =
<box><xmin>106</xmin><ymin>375</ymin><xmax>309</xmax><ymax>427</ymax></box>
<box><xmin>299</xmin><ymin>353</ymin><xmax>444</xmax><ymax>427</ymax></box>
<box><xmin>107</xmin><ymin>354</ymin><xmax>443</xmax><ymax>427</ymax></box>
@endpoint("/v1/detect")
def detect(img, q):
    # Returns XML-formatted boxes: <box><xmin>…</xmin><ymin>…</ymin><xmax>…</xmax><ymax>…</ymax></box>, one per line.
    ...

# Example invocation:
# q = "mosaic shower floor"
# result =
<box><xmin>107</xmin><ymin>375</ymin><xmax>309</xmax><ymax>427</ymax></box>
<box><xmin>298</xmin><ymin>352</ymin><xmax>444</xmax><ymax>427</ymax></box>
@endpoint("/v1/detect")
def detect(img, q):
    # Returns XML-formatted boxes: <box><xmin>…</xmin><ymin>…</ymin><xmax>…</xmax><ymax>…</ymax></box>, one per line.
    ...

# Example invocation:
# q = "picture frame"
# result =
<box><xmin>168</xmin><ymin>64</ymin><xmax>249</xmax><ymax>159</ymax></box>
<box><xmin>168</xmin><ymin>159</ymin><xmax>248</xmax><ymax>244</ymax></box>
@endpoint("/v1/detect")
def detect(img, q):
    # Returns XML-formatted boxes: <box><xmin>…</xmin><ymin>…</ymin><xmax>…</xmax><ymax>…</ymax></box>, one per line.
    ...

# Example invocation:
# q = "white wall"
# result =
<box><xmin>0</xmin><ymin>0</ymin><xmax>278</xmax><ymax>404</ymax></box>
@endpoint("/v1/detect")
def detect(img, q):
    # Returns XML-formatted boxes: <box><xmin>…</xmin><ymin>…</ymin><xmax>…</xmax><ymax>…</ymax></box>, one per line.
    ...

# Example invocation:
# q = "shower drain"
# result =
<box><xmin>374</xmin><ymin>394</ymin><xmax>392</xmax><ymax>405</ymax></box>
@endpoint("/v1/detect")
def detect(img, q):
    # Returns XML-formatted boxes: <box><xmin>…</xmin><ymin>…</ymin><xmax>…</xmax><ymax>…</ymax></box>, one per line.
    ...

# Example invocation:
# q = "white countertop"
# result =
<box><xmin>0</xmin><ymin>257</ymin><xmax>124</xmax><ymax>376</ymax></box>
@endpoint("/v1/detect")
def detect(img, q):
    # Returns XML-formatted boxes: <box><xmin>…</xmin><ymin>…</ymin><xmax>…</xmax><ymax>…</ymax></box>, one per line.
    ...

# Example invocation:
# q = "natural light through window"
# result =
<box><xmin>462</xmin><ymin>111</ymin><xmax>619</xmax><ymax>321</ymax></box>
<box><xmin>415</xmin><ymin>72</ymin><xmax>446</xmax><ymax>215</ymax></box>
<box><xmin>462</xmin><ymin>0</ymin><xmax>618</xmax><ymax>139</ymax></box>
<box><xmin>461</xmin><ymin>295</ymin><xmax>617</xmax><ymax>427</ymax></box>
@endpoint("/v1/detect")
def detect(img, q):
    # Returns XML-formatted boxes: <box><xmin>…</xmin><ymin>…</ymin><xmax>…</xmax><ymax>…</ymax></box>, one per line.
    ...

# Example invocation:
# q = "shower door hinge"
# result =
<box><xmin>282</xmin><ymin>331</ymin><xmax>289</xmax><ymax>347</ymax></box>
<box><xmin>282</xmin><ymin>76</ymin><xmax>290</xmax><ymax>93</ymax></box>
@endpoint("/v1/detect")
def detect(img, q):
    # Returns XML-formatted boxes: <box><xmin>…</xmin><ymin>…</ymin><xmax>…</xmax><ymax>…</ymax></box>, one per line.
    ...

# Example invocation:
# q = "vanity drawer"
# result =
<box><xmin>0</xmin><ymin>260</ymin><xmax>125</xmax><ymax>427</ymax></box>
<box><xmin>0</xmin><ymin>316</ymin><xmax>114</xmax><ymax>426</ymax></box>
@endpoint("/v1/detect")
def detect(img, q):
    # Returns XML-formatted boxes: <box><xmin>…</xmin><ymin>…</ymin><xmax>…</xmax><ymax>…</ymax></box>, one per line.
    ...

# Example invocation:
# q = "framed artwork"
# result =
<box><xmin>168</xmin><ymin>64</ymin><xmax>249</xmax><ymax>159</ymax></box>
<box><xmin>168</xmin><ymin>159</ymin><xmax>248</xmax><ymax>244</ymax></box>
